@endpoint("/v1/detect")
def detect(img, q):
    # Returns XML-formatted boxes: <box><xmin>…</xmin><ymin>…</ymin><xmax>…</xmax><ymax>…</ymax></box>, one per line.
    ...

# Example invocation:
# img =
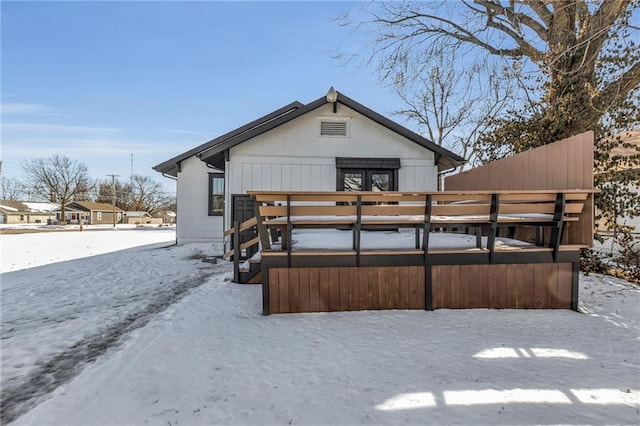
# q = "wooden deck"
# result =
<box><xmin>247</xmin><ymin>189</ymin><xmax>594</xmax><ymax>314</ymax></box>
<box><xmin>226</xmin><ymin>132</ymin><xmax>596</xmax><ymax>315</ymax></box>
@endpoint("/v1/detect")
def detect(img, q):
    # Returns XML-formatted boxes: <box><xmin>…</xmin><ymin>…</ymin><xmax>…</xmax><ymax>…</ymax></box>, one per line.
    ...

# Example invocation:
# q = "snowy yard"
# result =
<box><xmin>1</xmin><ymin>228</ymin><xmax>639</xmax><ymax>425</ymax></box>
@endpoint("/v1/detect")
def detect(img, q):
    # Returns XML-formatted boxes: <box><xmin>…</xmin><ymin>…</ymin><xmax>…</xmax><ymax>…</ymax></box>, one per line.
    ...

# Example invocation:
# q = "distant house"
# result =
<box><xmin>124</xmin><ymin>211</ymin><xmax>162</xmax><ymax>225</ymax></box>
<box><xmin>0</xmin><ymin>201</ymin><xmax>59</xmax><ymax>224</ymax></box>
<box><xmin>152</xmin><ymin>210</ymin><xmax>176</xmax><ymax>224</ymax></box>
<box><xmin>153</xmin><ymin>88</ymin><xmax>464</xmax><ymax>245</ymax></box>
<box><xmin>58</xmin><ymin>201</ymin><xmax>123</xmax><ymax>225</ymax></box>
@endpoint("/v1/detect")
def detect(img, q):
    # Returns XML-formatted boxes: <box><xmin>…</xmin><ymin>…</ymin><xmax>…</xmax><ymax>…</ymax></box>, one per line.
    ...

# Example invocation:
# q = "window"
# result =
<box><xmin>336</xmin><ymin>158</ymin><xmax>400</xmax><ymax>193</ymax></box>
<box><xmin>319</xmin><ymin>117</ymin><xmax>350</xmax><ymax>137</ymax></box>
<box><xmin>340</xmin><ymin>169</ymin><xmax>396</xmax><ymax>192</ymax></box>
<box><xmin>209</xmin><ymin>173</ymin><xmax>224</xmax><ymax>216</ymax></box>
<box><xmin>97</xmin><ymin>212</ymin><xmax>102</xmax><ymax>221</ymax></box>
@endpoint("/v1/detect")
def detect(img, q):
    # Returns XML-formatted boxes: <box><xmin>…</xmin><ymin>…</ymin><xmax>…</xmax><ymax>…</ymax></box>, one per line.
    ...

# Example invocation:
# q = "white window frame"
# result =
<box><xmin>97</xmin><ymin>211</ymin><xmax>102</xmax><ymax>221</ymax></box>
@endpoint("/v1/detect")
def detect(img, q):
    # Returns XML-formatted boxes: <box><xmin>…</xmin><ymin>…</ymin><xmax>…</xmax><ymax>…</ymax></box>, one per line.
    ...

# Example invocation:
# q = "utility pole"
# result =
<box><xmin>107</xmin><ymin>174</ymin><xmax>119</xmax><ymax>227</ymax></box>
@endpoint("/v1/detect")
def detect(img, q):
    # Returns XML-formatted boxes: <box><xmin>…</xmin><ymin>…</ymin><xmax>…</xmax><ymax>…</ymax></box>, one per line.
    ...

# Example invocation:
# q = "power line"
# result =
<box><xmin>106</xmin><ymin>174</ymin><xmax>119</xmax><ymax>227</ymax></box>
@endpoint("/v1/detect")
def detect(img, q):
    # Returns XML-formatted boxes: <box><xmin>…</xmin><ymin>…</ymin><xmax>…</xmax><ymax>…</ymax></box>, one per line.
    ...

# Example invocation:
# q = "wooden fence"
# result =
<box><xmin>445</xmin><ymin>131</ymin><xmax>594</xmax><ymax>246</ymax></box>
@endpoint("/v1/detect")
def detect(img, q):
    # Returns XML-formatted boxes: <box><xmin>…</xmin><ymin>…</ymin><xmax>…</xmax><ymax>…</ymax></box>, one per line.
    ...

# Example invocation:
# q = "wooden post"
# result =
<box><xmin>488</xmin><ymin>193</ymin><xmax>499</xmax><ymax>263</ymax></box>
<box><xmin>233</xmin><ymin>220</ymin><xmax>240</xmax><ymax>283</ymax></box>
<box><xmin>286</xmin><ymin>195</ymin><xmax>292</xmax><ymax>268</ymax></box>
<box><xmin>550</xmin><ymin>192</ymin><xmax>566</xmax><ymax>262</ymax></box>
<box><xmin>355</xmin><ymin>195</ymin><xmax>362</xmax><ymax>267</ymax></box>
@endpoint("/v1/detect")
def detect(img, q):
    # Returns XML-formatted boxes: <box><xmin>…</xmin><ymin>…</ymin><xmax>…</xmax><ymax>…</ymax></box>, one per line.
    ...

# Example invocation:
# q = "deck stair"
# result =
<box><xmin>223</xmin><ymin>217</ymin><xmax>262</xmax><ymax>284</ymax></box>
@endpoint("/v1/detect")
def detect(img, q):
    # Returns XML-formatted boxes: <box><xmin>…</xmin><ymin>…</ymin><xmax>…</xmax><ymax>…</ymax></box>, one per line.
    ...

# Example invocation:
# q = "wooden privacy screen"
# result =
<box><xmin>445</xmin><ymin>131</ymin><xmax>594</xmax><ymax>246</ymax></box>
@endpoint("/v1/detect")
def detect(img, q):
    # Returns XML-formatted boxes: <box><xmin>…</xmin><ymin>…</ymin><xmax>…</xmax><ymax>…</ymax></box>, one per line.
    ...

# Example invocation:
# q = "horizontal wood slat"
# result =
<box><xmin>223</xmin><ymin>216</ymin><xmax>258</xmax><ymax>236</ymax></box>
<box><xmin>239</xmin><ymin>236</ymin><xmax>260</xmax><ymax>251</ymax></box>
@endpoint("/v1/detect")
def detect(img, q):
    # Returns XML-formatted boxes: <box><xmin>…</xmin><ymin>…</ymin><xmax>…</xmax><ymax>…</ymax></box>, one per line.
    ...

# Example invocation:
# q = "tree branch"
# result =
<box><xmin>596</xmin><ymin>61</ymin><xmax>640</xmax><ymax>110</ymax></box>
<box><xmin>474</xmin><ymin>0</ymin><xmax>549</xmax><ymax>42</ymax></box>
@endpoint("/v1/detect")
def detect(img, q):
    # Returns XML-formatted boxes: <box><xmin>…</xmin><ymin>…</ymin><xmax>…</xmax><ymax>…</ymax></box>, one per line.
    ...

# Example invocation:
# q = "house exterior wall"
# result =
<box><xmin>224</xmin><ymin>103</ymin><xmax>438</xmax><ymax>228</ymax></box>
<box><xmin>90</xmin><ymin>211</ymin><xmax>122</xmax><ymax>225</ymax></box>
<box><xmin>176</xmin><ymin>156</ymin><xmax>224</xmax><ymax>245</ymax></box>
<box><xmin>3</xmin><ymin>212</ymin><xmax>55</xmax><ymax>224</ymax></box>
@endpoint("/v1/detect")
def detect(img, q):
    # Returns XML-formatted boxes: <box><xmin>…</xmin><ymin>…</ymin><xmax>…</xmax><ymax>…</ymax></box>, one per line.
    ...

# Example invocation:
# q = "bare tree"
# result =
<box><xmin>348</xmin><ymin>0</ymin><xmax>639</xmax><ymax>144</ymax></box>
<box><xmin>129</xmin><ymin>174</ymin><xmax>172</xmax><ymax>214</ymax></box>
<box><xmin>23</xmin><ymin>155</ymin><xmax>92</xmax><ymax>224</ymax></box>
<box><xmin>391</xmin><ymin>46</ymin><xmax>517</xmax><ymax>166</ymax></box>
<box><xmin>0</xmin><ymin>176</ymin><xmax>26</xmax><ymax>201</ymax></box>
<box><xmin>94</xmin><ymin>178</ymin><xmax>133</xmax><ymax>211</ymax></box>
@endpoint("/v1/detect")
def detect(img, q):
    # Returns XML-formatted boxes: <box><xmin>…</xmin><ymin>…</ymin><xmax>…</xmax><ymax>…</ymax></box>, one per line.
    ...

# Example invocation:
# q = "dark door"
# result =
<box><xmin>231</xmin><ymin>195</ymin><xmax>259</xmax><ymax>259</ymax></box>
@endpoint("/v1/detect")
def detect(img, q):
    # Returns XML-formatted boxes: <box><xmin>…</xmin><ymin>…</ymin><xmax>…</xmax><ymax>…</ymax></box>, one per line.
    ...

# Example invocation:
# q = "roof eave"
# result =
<box><xmin>153</xmin><ymin>101</ymin><xmax>304</xmax><ymax>176</ymax></box>
<box><xmin>196</xmin><ymin>90</ymin><xmax>466</xmax><ymax>171</ymax></box>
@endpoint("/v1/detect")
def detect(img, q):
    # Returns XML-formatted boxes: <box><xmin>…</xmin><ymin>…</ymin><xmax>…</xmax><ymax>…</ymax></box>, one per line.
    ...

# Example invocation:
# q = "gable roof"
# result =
<box><xmin>68</xmin><ymin>201</ymin><xmax>124</xmax><ymax>212</ymax></box>
<box><xmin>0</xmin><ymin>200</ymin><xmax>59</xmax><ymax>213</ymax></box>
<box><xmin>153</xmin><ymin>90</ymin><xmax>466</xmax><ymax>177</ymax></box>
<box><xmin>0</xmin><ymin>201</ymin><xmax>27</xmax><ymax>212</ymax></box>
<box><xmin>153</xmin><ymin>101</ymin><xmax>304</xmax><ymax>177</ymax></box>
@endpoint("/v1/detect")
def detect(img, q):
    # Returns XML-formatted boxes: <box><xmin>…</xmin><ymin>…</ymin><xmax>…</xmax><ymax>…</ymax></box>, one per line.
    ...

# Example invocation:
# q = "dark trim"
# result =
<box><xmin>425</xmin><ymin>265</ymin><xmax>433</xmax><ymax>311</ymax></box>
<box><xmin>262</xmin><ymin>267</ymin><xmax>270</xmax><ymax>315</ymax></box>
<box><xmin>571</xmin><ymin>261</ymin><xmax>580</xmax><ymax>311</ymax></box>
<box><xmin>550</xmin><ymin>192</ymin><xmax>566</xmax><ymax>261</ymax></box>
<box><xmin>153</xmin><ymin>101</ymin><xmax>303</xmax><ymax>176</ymax></box>
<box><xmin>233</xmin><ymin>221</ymin><xmax>240</xmax><ymax>282</ymax></box>
<box><xmin>208</xmin><ymin>173</ymin><xmax>224</xmax><ymax>216</ymax></box>
<box><xmin>488</xmin><ymin>194</ymin><xmax>499</xmax><ymax>262</ymax></box>
<box><xmin>286</xmin><ymin>195</ymin><xmax>292</xmax><ymax>268</ymax></box>
<box><xmin>336</xmin><ymin>157</ymin><xmax>401</xmax><ymax>170</ymax></box>
<box><xmin>253</xmin><ymin>199</ymin><xmax>271</xmax><ymax>250</ymax></box>
<box><xmin>337</xmin><ymin>168</ymin><xmax>398</xmax><ymax>192</ymax></box>
<box><xmin>355</xmin><ymin>195</ymin><xmax>362</xmax><ymax>266</ymax></box>
<box><xmin>198</xmin><ymin>91</ymin><xmax>465</xmax><ymax>171</ymax></box>
<box><xmin>260</xmin><ymin>249</ymin><xmax>581</xmax><ymax>269</ymax></box>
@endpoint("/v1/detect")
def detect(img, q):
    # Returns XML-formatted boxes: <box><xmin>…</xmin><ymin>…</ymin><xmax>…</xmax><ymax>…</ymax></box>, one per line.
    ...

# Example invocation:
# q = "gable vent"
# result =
<box><xmin>320</xmin><ymin>120</ymin><xmax>348</xmax><ymax>136</ymax></box>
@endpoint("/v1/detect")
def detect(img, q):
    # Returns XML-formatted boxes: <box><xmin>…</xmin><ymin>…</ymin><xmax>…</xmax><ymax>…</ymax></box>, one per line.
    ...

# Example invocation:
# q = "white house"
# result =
<box><xmin>153</xmin><ymin>88</ymin><xmax>465</xmax><ymax>246</ymax></box>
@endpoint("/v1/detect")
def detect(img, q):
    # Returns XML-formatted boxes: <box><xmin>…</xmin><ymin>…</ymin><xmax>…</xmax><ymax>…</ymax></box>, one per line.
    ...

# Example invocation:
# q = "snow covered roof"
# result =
<box><xmin>0</xmin><ymin>200</ymin><xmax>59</xmax><ymax>213</ymax></box>
<box><xmin>0</xmin><ymin>203</ymin><xmax>20</xmax><ymax>212</ymax></box>
<box><xmin>125</xmin><ymin>211</ymin><xmax>151</xmax><ymax>217</ymax></box>
<box><xmin>22</xmin><ymin>202</ymin><xmax>59</xmax><ymax>212</ymax></box>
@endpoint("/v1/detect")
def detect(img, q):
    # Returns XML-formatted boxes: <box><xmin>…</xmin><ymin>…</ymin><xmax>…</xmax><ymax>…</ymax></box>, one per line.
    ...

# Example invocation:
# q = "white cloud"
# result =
<box><xmin>0</xmin><ymin>103</ymin><xmax>51</xmax><ymax>115</ymax></box>
<box><xmin>2</xmin><ymin>123</ymin><xmax>121</xmax><ymax>133</ymax></box>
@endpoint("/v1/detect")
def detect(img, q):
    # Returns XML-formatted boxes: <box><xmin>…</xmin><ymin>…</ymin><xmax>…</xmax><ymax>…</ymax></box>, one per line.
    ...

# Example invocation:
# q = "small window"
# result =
<box><xmin>319</xmin><ymin>118</ymin><xmax>349</xmax><ymax>137</ymax></box>
<box><xmin>209</xmin><ymin>173</ymin><xmax>224</xmax><ymax>216</ymax></box>
<box><xmin>97</xmin><ymin>212</ymin><xmax>102</xmax><ymax>221</ymax></box>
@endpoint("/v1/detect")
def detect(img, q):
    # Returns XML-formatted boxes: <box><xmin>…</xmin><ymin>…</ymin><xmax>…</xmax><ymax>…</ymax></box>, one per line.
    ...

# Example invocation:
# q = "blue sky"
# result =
<box><xmin>1</xmin><ymin>1</ymin><xmax>404</xmax><ymax>193</ymax></box>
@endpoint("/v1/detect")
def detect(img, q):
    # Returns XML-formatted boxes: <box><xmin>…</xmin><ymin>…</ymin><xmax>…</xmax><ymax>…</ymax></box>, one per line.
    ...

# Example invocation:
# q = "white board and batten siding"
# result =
<box><xmin>176</xmin><ymin>156</ymin><xmax>224</xmax><ymax>245</ymax></box>
<box><xmin>224</xmin><ymin>102</ymin><xmax>438</xmax><ymax>228</ymax></box>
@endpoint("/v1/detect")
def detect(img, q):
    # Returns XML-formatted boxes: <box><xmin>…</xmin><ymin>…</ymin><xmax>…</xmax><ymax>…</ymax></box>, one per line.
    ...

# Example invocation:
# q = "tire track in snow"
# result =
<box><xmin>1</xmin><ymin>267</ymin><xmax>221</xmax><ymax>425</ymax></box>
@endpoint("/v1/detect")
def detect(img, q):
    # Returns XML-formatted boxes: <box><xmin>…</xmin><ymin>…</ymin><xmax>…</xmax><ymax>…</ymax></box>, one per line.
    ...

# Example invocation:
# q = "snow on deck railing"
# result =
<box><xmin>248</xmin><ymin>190</ymin><xmax>597</xmax><ymax>264</ymax></box>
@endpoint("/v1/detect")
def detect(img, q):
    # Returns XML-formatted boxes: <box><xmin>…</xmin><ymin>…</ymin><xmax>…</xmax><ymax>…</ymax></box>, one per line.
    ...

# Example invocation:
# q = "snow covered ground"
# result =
<box><xmin>1</xmin><ymin>229</ymin><xmax>639</xmax><ymax>425</ymax></box>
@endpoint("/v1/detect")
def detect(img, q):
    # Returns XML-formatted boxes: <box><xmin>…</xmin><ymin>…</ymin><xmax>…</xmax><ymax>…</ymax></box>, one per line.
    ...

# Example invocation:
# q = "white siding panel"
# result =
<box><xmin>281</xmin><ymin>165</ymin><xmax>292</xmax><ymax>191</ymax></box>
<box><xmin>176</xmin><ymin>156</ymin><xmax>223</xmax><ymax>249</ymax></box>
<box><xmin>272</xmin><ymin>164</ymin><xmax>282</xmax><ymax>190</ymax></box>
<box><xmin>262</xmin><ymin>164</ymin><xmax>272</xmax><ymax>189</ymax></box>
<box><xmin>291</xmin><ymin>165</ymin><xmax>301</xmax><ymax>191</ymax></box>
<box><xmin>310</xmin><ymin>165</ymin><xmax>322</xmax><ymax>190</ymax></box>
<box><xmin>251</xmin><ymin>164</ymin><xmax>262</xmax><ymax>191</ymax></box>
<box><xmin>242</xmin><ymin>163</ymin><xmax>252</xmax><ymax>192</ymax></box>
<box><xmin>320</xmin><ymin>165</ymin><xmax>335</xmax><ymax>190</ymax></box>
<box><xmin>300</xmin><ymin>165</ymin><xmax>312</xmax><ymax>190</ymax></box>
